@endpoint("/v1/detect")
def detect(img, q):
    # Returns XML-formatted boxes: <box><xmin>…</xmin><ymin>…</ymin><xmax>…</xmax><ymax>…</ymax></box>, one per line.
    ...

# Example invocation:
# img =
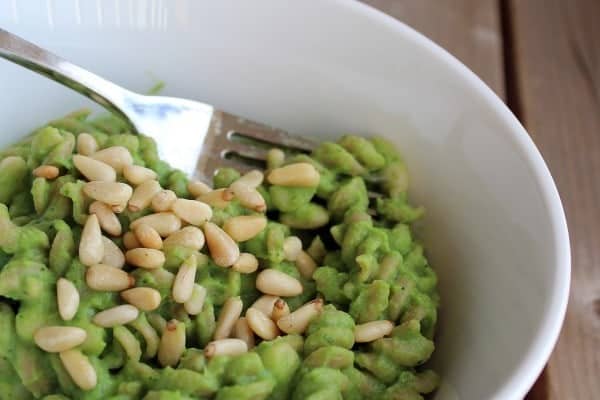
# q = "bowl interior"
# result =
<box><xmin>0</xmin><ymin>1</ymin><xmax>569</xmax><ymax>398</ymax></box>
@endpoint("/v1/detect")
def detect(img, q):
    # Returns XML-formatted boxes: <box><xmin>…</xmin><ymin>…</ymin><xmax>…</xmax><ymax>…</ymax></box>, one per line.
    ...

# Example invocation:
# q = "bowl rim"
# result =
<box><xmin>341</xmin><ymin>0</ymin><xmax>571</xmax><ymax>397</ymax></box>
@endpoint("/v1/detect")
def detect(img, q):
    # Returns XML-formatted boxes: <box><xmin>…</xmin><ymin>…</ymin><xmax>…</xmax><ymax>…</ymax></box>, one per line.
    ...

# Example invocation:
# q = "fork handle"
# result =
<box><xmin>0</xmin><ymin>28</ymin><xmax>134</xmax><ymax>124</ymax></box>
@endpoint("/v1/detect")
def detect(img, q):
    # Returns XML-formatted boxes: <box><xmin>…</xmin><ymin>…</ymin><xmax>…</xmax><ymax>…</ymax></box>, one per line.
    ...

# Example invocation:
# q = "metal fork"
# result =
<box><xmin>0</xmin><ymin>28</ymin><xmax>317</xmax><ymax>182</ymax></box>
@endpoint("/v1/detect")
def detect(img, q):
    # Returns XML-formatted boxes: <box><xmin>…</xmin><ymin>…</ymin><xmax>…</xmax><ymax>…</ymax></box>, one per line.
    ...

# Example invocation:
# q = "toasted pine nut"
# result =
<box><xmin>86</xmin><ymin>264</ymin><xmax>134</xmax><ymax>291</ymax></box>
<box><xmin>271</xmin><ymin>298</ymin><xmax>290</xmax><ymax>321</ymax></box>
<box><xmin>203</xmin><ymin>222</ymin><xmax>240</xmax><ymax>267</ymax></box>
<box><xmin>276</xmin><ymin>299</ymin><xmax>323</xmax><ymax>334</ymax></box>
<box><xmin>188</xmin><ymin>180</ymin><xmax>212</xmax><ymax>197</ymax></box>
<box><xmin>233</xmin><ymin>317</ymin><xmax>255</xmax><ymax>349</ymax></box>
<box><xmin>214</xmin><ymin>297</ymin><xmax>243</xmax><ymax>340</ymax></box>
<box><xmin>34</xmin><ymin>326</ymin><xmax>87</xmax><ymax>352</ymax></box>
<box><xmin>83</xmin><ymin>181</ymin><xmax>133</xmax><ymax>206</ymax></box>
<box><xmin>32</xmin><ymin>164</ymin><xmax>60</xmax><ymax>179</ymax></box>
<box><xmin>197</xmin><ymin>189</ymin><xmax>230</xmax><ymax>209</ymax></box>
<box><xmin>172</xmin><ymin>254</ymin><xmax>198</xmax><ymax>303</ymax></box>
<box><xmin>59</xmin><ymin>349</ymin><xmax>97</xmax><ymax>390</ymax></box>
<box><xmin>234</xmin><ymin>170</ymin><xmax>264</xmax><ymax>189</ymax></box>
<box><xmin>183</xmin><ymin>284</ymin><xmax>207</xmax><ymax>315</ymax></box>
<box><xmin>128</xmin><ymin>180</ymin><xmax>161</xmax><ymax>212</ymax></box>
<box><xmin>134</xmin><ymin>224</ymin><xmax>163</xmax><ymax>250</ymax></box>
<box><xmin>79</xmin><ymin>214</ymin><xmax>104</xmax><ymax>266</ymax></box>
<box><xmin>267</xmin><ymin>162</ymin><xmax>320</xmax><ymax>187</ymax></box>
<box><xmin>93</xmin><ymin>304</ymin><xmax>139</xmax><ymax>327</ymax></box>
<box><xmin>222</xmin><ymin>215</ymin><xmax>267</xmax><ymax>242</ymax></box>
<box><xmin>121</xmin><ymin>287</ymin><xmax>162</xmax><ymax>311</ymax></box>
<box><xmin>246</xmin><ymin>308</ymin><xmax>280</xmax><ymax>340</ymax></box>
<box><xmin>73</xmin><ymin>155</ymin><xmax>116</xmax><ymax>182</ymax></box>
<box><xmin>77</xmin><ymin>133</ymin><xmax>98</xmax><ymax>156</ymax></box>
<box><xmin>158</xmin><ymin>320</ymin><xmax>186</xmax><ymax>367</ymax></box>
<box><xmin>57</xmin><ymin>278</ymin><xmax>79</xmax><ymax>321</ymax></box>
<box><xmin>172</xmin><ymin>199</ymin><xmax>212</xmax><ymax>226</ymax></box>
<box><xmin>90</xmin><ymin>146</ymin><xmax>133</xmax><ymax>173</ymax></box>
<box><xmin>130</xmin><ymin>212</ymin><xmax>182</xmax><ymax>237</ymax></box>
<box><xmin>295</xmin><ymin>251</ymin><xmax>317</xmax><ymax>279</ymax></box>
<box><xmin>125</xmin><ymin>248</ymin><xmax>165</xmax><ymax>269</ymax></box>
<box><xmin>250</xmin><ymin>295</ymin><xmax>279</xmax><ymax>318</ymax></box>
<box><xmin>232</xmin><ymin>253</ymin><xmax>259</xmax><ymax>274</ymax></box>
<box><xmin>151</xmin><ymin>189</ymin><xmax>177</xmax><ymax>212</ymax></box>
<box><xmin>283</xmin><ymin>236</ymin><xmax>303</xmax><ymax>261</ymax></box>
<box><xmin>266</xmin><ymin>148</ymin><xmax>285</xmax><ymax>169</ymax></box>
<box><xmin>164</xmin><ymin>226</ymin><xmax>205</xmax><ymax>250</ymax></box>
<box><xmin>204</xmin><ymin>338</ymin><xmax>248</xmax><ymax>358</ymax></box>
<box><xmin>354</xmin><ymin>320</ymin><xmax>394</xmax><ymax>343</ymax></box>
<box><xmin>123</xmin><ymin>231</ymin><xmax>141</xmax><ymax>250</ymax></box>
<box><xmin>256</xmin><ymin>269</ymin><xmax>303</xmax><ymax>297</ymax></box>
<box><xmin>101</xmin><ymin>236</ymin><xmax>125</xmax><ymax>269</ymax></box>
<box><xmin>89</xmin><ymin>201</ymin><xmax>122</xmax><ymax>236</ymax></box>
<box><xmin>229</xmin><ymin>186</ymin><xmax>266</xmax><ymax>212</ymax></box>
<box><xmin>123</xmin><ymin>164</ymin><xmax>157</xmax><ymax>185</ymax></box>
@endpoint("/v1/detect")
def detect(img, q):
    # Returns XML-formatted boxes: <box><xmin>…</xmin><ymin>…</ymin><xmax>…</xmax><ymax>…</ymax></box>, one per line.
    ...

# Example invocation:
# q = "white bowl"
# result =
<box><xmin>0</xmin><ymin>1</ymin><xmax>569</xmax><ymax>399</ymax></box>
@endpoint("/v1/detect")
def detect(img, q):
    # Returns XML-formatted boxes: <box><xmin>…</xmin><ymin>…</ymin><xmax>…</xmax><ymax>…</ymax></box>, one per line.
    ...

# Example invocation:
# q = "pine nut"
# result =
<box><xmin>86</xmin><ymin>264</ymin><xmax>134</xmax><ymax>291</ymax></box>
<box><xmin>250</xmin><ymin>295</ymin><xmax>279</xmax><ymax>318</ymax></box>
<box><xmin>246</xmin><ymin>308</ymin><xmax>280</xmax><ymax>340</ymax></box>
<box><xmin>158</xmin><ymin>320</ymin><xmax>186</xmax><ymax>367</ymax></box>
<box><xmin>266</xmin><ymin>148</ymin><xmax>285</xmax><ymax>169</ymax></box>
<box><xmin>32</xmin><ymin>164</ymin><xmax>60</xmax><ymax>179</ymax></box>
<box><xmin>283</xmin><ymin>236</ymin><xmax>303</xmax><ymax>261</ymax></box>
<box><xmin>122</xmin><ymin>232</ymin><xmax>141</xmax><ymax>251</ymax></box>
<box><xmin>57</xmin><ymin>278</ymin><xmax>79</xmax><ymax>321</ymax></box>
<box><xmin>73</xmin><ymin>155</ymin><xmax>116</xmax><ymax>182</ymax></box>
<box><xmin>59</xmin><ymin>349</ymin><xmax>97</xmax><ymax>390</ymax></box>
<box><xmin>113</xmin><ymin>325</ymin><xmax>142</xmax><ymax>361</ymax></box>
<box><xmin>125</xmin><ymin>248</ymin><xmax>165</xmax><ymax>269</ymax></box>
<box><xmin>307</xmin><ymin>237</ymin><xmax>327</xmax><ymax>264</ymax></box>
<box><xmin>151</xmin><ymin>190</ymin><xmax>177</xmax><ymax>212</ymax></box>
<box><xmin>222</xmin><ymin>215</ymin><xmax>267</xmax><ymax>242</ymax></box>
<box><xmin>148</xmin><ymin>313</ymin><xmax>167</xmax><ymax>335</ymax></box>
<box><xmin>134</xmin><ymin>224</ymin><xmax>163</xmax><ymax>249</ymax></box>
<box><xmin>276</xmin><ymin>299</ymin><xmax>323</xmax><ymax>334</ymax></box>
<box><xmin>111</xmin><ymin>203</ymin><xmax>127</xmax><ymax>214</ymax></box>
<box><xmin>183</xmin><ymin>284</ymin><xmax>207</xmax><ymax>315</ymax></box>
<box><xmin>229</xmin><ymin>186</ymin><xmax>266</xmax><ymax>212</ymax></box>
<box><xmin>204</xmin><ymin>338</ymin><xmax>247</xmax><ymax>358</ymax></box>
<box><xmin>233</xmin><ymin>317</ymin><xmax>255</xmax><ymax>349</ymax></box>
<box><xmin>130</xmin><ymin>212</ymin><xmax>182</xmax><ymax>237</ymax></box>
<box><xmin>172</xmin><ymin>254</ymin><xmax>198</xmax><ymax>303</ymax></box>
<box><xmin>163</xmin><ymin>226</ymin><xmax>205</xmax><ymax>250</ymax></box>
<box><xmin>197</xmin><ymin>189</ymin><xmax>230</xmax><ymax>209</ymax></box>
<box><xmin>128</xmin><ymin>180</ymin><xmax>161</xmax><ymax>212</ymax></box>
<box><xmin>123</xmin><ymin>164</ymin><xmax>157</xmax><ymax>185</ymax></box>
<box><xmin>203</xmin><ymin>222</ymin><xmax>240</xmax><ymax>267</ymax></box>
<box><xmin>91</xmin><ymin>146</ymin><xmax>133</xmax><ymax>173</ymax></box>
<box><xmin>214</xmin><ymin>296</ymin><xmax>243</xmax><ymax>340</ymax></box>
<box><xmin>121</xmin><ymin>287</ymin><xmax>162</xmax><ymax>311</ymax></box>
<box><xmin>271</xmin><ymin>298</ymin><xmax>290</xmax><ymax>321</ymax></box>
<box><xmin>295</xmin><ymin>251</ymin><xmax>317</xmax><ymax>279</ymax></box>
<box><xmin>101</xmin><ymin>236</ymin><xmax>125</xmax><ymax>268</ymax></box>
<box><xmin>256</xmin><ymin>269</ymin><xmax>303</xmax><ymax>297</ymax></box>
<box><xmin>129</xmin><ymin>315</ymin><xmax>160</xmax><ymax>359</ymax></box>
<box><xmin>188</xmin><ymin>180</ymin><xmax>212</xmax><ymax>197</ymax></box>
<box><xmin>89</xmin><ymin>201</ymin><xmax>121</xmax><ymax>236</ymax></box>
<box><xmin>34</xmin><ymin>326</ymin><xmax>87</xmax><ymax>352</ymax></box>
<box><xmin>83</xmin><ymin>181</ymin><xmax>133</xmax><ymax>206</ymax></box>
<box><xmin>232</xmin><ymin>253</ymin><xmax>259</xmax><ymax>274</ymax></box>
<box><xmin>79</xmin><ymin>214</ymin><xmax>104</xmax><ymax>266</ymax></box>
<box><xmin>354</xmin><ymin>320</ymin><xmax>394</xmax><ymax>343</ymax></box>
<box><xmin>77</xmin><ymin>133</ymin><xmax>98</xmax><ymax>156</ymax></box>
<box><xmin>93</xmin><ymin>304</ymin><xmax>139</xmax><ymax>327</ymax></box>
<box><xmin>267</xmin><ymin>162</ymin><xmax>320</xmax><ymax>187</ymax></box>
<box><xmin>234</xmin><ymin>170</ymin><xmax>264</xmax><ymax>188</ymax></box>
<box><xmin>172</xmin><ymin>198</ymin><xmax>212</xmax><ymax>226</ymax></box>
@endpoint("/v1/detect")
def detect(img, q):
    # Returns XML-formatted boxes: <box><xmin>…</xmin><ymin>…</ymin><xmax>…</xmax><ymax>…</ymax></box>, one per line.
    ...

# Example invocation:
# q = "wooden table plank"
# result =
<box><xmin>362</xmin><ymin>0</ymin><xmax>506</xmax><ymax>99</ymax></box>
<box><xmin>505</xmin><ymin>0</ymin><xmax>600</xmax><ymax>398</ymax></box>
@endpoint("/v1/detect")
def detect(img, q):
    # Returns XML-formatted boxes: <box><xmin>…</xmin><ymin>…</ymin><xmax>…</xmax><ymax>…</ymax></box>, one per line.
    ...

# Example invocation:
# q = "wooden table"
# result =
<box><xmin>363</xmin><ymin>1</ymin><xmax>600</xmax><ymax>398</ymax></box>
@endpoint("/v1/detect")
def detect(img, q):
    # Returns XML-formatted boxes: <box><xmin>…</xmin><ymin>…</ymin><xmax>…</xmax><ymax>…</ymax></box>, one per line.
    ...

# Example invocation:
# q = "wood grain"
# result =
<box><xmin>362</xmin><ymin>0</ymin><xmax>506</xmax><ymax>98</ymax></box>
<box><xmin>506</xmin><ymin>0</ymin><xmax>600</xmax><ymax>398</ymax></box>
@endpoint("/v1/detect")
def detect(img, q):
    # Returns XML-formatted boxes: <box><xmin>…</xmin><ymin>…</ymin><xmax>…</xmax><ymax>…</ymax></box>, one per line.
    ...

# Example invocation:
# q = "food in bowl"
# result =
<box><xmin>0</xmin><ymin>109</ymin><xmax>440</xmax><ymax>399</ymax></box>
